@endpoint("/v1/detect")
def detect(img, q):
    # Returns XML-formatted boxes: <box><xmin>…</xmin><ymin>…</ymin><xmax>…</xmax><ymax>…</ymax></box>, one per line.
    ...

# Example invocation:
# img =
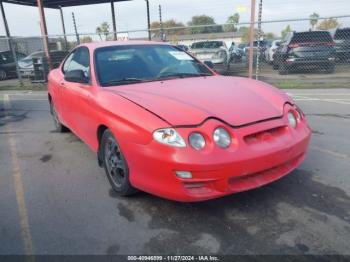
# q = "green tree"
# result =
<box><xmin>265</xmin><ymin>32</ymin><xmax>275</xmax><ymax>39</ymax></box>
<box><xmin>281</xmin><ymin>25</ymin><xmax>292</xmax><ymax>39</ymax></box>
<box><xmin>316</xmin><ymin>18</ymin><xmax>340</xmax><ymax>30</ymax></box>
<box><xmin>309</xmin><ymin>12</ymin><xmax>319</xmax><ymax>30</ymax></box>
<box><xmin>80</xmin><ymin>36</ymin><xmax>93</xmax><ymax>43</ymax></box>
<box><xmin>238</xmin><ymin>26</ymin><xmax>261</xmax><ymax>42</ymax></box>
<box><xmin>151</xmin><ymin>19</ymin><xmax>186</xmax><ymax>37</ymax></box>
<box><xmin>224</xmin><ymin>13</ymin><xmax>240</xmax><ymax>32</ymax></box>
<box><xmin>187</xmin><ymin>15</ymin><xmax>222</xmax><ymax>34</ymax></box>
<box><xmin>96</xmin><ymin>22</ymin><xmax>110</xmax><ymax>41</ymax></box>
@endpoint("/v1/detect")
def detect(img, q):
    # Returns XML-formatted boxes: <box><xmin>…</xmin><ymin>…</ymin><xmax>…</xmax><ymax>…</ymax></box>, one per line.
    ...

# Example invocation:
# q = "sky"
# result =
<box><xmin>0</xmin><ymin>0</ymin><xmax>350</xmax><ymax>38</ymax></box>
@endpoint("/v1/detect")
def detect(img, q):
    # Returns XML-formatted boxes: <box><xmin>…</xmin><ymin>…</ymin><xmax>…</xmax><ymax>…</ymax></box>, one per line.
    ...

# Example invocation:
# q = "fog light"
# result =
<box><xmin>175</xmin><ymin>171</ymin><xmax>192</xmax><ymax>179</ymax></box>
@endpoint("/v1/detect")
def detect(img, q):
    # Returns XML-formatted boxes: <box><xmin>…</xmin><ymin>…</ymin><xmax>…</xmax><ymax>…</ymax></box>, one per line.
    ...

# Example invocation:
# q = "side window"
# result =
<box><xmin>62</xmin><ymin>52</ymin><xmax>74</xmax><ymax>73</ymax></box>
<box><xmin>63</xmin><ymin>47</ymin><xmax>90</xmax><ymax>79</ymax></box>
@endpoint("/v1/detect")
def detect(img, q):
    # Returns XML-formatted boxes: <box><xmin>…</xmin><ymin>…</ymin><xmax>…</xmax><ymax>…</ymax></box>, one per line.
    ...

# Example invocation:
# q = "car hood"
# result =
<box><xmin>106</xmin><ymin>76</ymin><xmax>291</xmax><ymax>126</ymax></box>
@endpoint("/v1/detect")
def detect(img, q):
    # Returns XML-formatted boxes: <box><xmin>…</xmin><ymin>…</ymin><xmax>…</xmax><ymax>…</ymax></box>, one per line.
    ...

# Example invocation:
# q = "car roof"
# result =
<box><xmin>80</xmin><ymin>40</ymin><xmax>169</xmax><ymax>49</ymax></box>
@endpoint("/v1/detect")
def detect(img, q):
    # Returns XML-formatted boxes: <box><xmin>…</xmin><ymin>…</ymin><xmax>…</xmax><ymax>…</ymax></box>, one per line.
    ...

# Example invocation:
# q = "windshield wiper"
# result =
<box><xmin>102</xmin><ymin>78</ymin><xmax>149</xmax><ymax>86</ymax></box>
<box><xmin>156</xmin><ymin>72</ymin><xmax>212</xmax><ymax>81</ymax></box>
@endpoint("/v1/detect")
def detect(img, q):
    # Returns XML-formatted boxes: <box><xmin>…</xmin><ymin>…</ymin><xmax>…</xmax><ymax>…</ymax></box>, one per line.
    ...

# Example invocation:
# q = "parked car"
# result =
<box><xmin>244</xmin><ymin>40</ymin><xmax>272</xmax><ymax>64</ymax></box>
<box><xmin>176</xmin><ymin>44</ymin><xmax>189</xmax><ymax>52</ymax></box>
<box><xmin>273</xmin><ymin>31</ymin><xmax>336</xmax><ymax>74</ymax></box>
<box><xmin>18</xmin><ymin>50</ymin><xmax>69</xmax><ymax>77</ymax></box>
<box><xmin>330</xmin><ymin>27</ymin><xmax>350</xmax><ymax>61</ymax></box>
<box><xmin>190</xmin><ymin>41</ymin><xmax>230</xmax><ymax>74</ymax></box>
<box><xmin>266</xmin><ymin>40</ymin><xmax>281</xmax><ymax>64</ymax></box>
<box><xmin>48</xmin><ymin>41</ymin><xmax>311</xmax><ymax>202</ymax></box>
<box><xmin>0</xmin><ymin>51</ymin><xmax>26</xmax><ymax>80</ymax></box>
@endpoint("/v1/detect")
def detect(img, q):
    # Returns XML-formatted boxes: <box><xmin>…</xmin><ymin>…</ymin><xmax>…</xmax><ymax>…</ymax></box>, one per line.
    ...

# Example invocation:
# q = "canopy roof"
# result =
<box><xmin>1</xmin><ymin>0</ymin><xmax>131</xmax><ymax>9</ymax></box>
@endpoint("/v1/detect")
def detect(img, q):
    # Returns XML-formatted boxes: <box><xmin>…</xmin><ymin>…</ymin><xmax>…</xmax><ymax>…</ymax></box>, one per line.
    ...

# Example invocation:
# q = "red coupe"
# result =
<box><xmin>48</xmin><ymin>41</ymin><xmax>311</xmax><ymax>202</ymax></box>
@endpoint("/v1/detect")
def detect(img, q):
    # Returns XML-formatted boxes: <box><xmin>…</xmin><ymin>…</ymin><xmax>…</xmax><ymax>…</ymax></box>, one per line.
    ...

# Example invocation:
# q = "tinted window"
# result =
<box><xmin>334</xmin><ymin>28</ymin><xmax>350</xmax><ymax>40</ymax></box>
<box><xmin>291</xmin><ymin>31</ymin><xmax>333</xmax><ymax>43</ymax></box>
<box><xmin>191</xmin><ymin>41</ymin><xmax>224</xmax><ymax>49</ymax></box>
<box><xmin>95</xmin><ymin>45</ymin><xmax>212</xmax><ymax>86</ymax></box>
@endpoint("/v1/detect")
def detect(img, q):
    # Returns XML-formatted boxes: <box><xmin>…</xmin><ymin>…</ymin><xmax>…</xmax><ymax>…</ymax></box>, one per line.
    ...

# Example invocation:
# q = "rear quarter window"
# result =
<box><xmin>334</xmin><ymin>28</ymin><xmax>350</xmax><ymax>40</ymax></box>
<box><xmin>291</xmin><ymin>31</ymin><xmax>333</xmax><ymax>43</ymax></box>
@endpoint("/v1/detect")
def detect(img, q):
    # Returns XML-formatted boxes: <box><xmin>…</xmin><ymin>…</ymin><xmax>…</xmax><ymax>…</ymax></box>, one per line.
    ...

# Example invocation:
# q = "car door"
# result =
<box><xmin>60</xmin><ymin>47</ymin><xmax>95</xmax><ymax>143</ymax></box>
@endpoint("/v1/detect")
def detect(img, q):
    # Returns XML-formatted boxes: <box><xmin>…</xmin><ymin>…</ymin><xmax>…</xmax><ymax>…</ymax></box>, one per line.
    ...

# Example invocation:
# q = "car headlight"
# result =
<box><xmin>153</xmin><ymin>128</ymin><xmax>186</xmax><ymax>147</ymax></box>
<box><xmin>189</xmin><ymin>132</ymin><xmax>206</xmax><ymax>150</ymax></box>
<box><xmin>213</xmin><ymin>128</ymin><xmax>231</xmax><ymax>148</ymax></box>
<box><xmin>288</xmin><ymin>112</ymin><xmax>297</xmax><ymax>128</ymax></box>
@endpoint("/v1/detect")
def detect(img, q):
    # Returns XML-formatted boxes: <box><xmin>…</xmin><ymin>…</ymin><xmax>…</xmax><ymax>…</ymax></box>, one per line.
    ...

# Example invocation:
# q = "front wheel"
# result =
<box><xmin>101</xmin><ymin>129</ymin><xmax>137</xmax><ymax>196</ymax></box>
<box><xmin>278</xmin><ymin>64</ymin><xmax>289</xmax><ymax>75</ymax></box>
<box><xmin>0</xmin><ymin>69</ymin><xmax>7</xmax><ymax>81</ymax></box>
<box><xmin>50</xmin><ymin>101</ymin><xmax>68</xmax><ymax>132</ymax></box>
<box><xmin>324</xmin><ymin>64</ymin><xmax>335</xmax><ymax>74</ymax></box>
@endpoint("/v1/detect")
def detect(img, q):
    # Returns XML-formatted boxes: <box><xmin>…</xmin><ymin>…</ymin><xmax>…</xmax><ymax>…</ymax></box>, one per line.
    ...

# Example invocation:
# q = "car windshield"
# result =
<box><xmin>253</xmin><ymin>40</ymin><xmax>269</xmax><ymax>47</ymax></box>
<box><xmin>291</xmin><ymin>31</ymin><xmax>333</xmax><ymax>43</ymax></box>
<box><xmin>191</xmin><ymin>41</ymin><xmax>224</xmax><ymax>49</ymax></box>
<box><xmin>22</xmin><ymin>52</ymin><xmax>44</xmax><ymax>61</ymax></box>
<box><xmin>95</xmin><ymin>45</ymin><xmax>213</xmax><ymax>87</ymax></box>
<box><xmin>334</xmin><ymin>28</ymin><xmax>350</xmax><ymax>40</ymax></box>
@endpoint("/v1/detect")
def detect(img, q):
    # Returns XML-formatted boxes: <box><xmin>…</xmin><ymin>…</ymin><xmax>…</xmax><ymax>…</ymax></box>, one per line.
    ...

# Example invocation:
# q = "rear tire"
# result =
<box><xmin>272</xmin><ymin>61</ymin><xmax>279</xmax><ymax>70</ymax></box>
<box><xmin>325</xmin><ymin>64</ymin><xmax>335</xmax><ymax>74</ymax></box>
<box><xmin>101</xmin><ymin>129</ymin><xmax>137</xmax><ymax>196</ymax></box>
<box><xmin>50</xmin><ymin>100</ymin><xmax>68</xmax><ymax>133</ymax></box>
<box><xmin>0</xmin><ymin>69</ymin><xmax>7</xmax><ymax>81</ymax></box>
<box><xmin>278</xmin><ymin>64</ymin><xmax>289</xmax><ymax>75</ymax></box>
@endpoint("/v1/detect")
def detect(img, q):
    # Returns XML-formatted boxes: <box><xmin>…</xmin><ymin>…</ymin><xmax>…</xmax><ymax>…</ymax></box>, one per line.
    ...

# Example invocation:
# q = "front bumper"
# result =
<box><xmin>284</xmin><ymin>57</ymin><xmax>335</xmax><ymax>68</ymax></box>
<box><xmin>122</xmin><ymin>105</ymin><xmax>311</xmax><ymax>202</ymax></box>
<box><xmin>20</xmin><ymin>69</ymin><xmax>34</xmax><ymax>77</ymax></box>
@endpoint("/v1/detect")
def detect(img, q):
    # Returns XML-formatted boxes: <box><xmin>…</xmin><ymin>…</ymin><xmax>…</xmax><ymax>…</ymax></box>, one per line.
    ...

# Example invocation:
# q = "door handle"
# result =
<box><xmin>60</xmin><ymin>82</ymin><xmax>66</xmax><ymax>88</ymax></box>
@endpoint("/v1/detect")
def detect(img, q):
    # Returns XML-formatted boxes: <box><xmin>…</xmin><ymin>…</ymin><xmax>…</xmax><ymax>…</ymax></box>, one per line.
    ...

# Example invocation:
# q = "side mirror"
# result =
<box><xmin>204</xmin><ymin>60</ymin><xmax>214</xmax><ymax>69</ymax></box>
<box><xmin>64</xmin><ymin>69</ymin><xmax>89</xmax><ymax>84</ymax></box>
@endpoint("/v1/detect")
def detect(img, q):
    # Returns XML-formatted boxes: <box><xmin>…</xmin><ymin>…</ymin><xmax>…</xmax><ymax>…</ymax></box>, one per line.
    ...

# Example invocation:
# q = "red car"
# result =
<box><xmin>48</xmin><ymin>41</ymin><xmax>311</xmax><ymax>202</ymax></box>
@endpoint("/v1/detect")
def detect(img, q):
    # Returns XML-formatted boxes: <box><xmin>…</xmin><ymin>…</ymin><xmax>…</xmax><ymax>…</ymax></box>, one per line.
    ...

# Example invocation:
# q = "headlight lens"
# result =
<box><xmin>288</xmin><ymin>112</ymin><xmax>297</xmax><ymax>128</ymax></box>
<box><xmin>189</xmin><ymin>132</ymin><xmax>206</xmax><ymax>150</ymax></box>
<box><xmin>213</xmin><ymin>128</ymin><xmax>231</xmax><ymax>148</ymax></box>
<box><xmin>153</xmin><ymin>128</ymin><xmax>186</xmax><ymax>147</ymax></box>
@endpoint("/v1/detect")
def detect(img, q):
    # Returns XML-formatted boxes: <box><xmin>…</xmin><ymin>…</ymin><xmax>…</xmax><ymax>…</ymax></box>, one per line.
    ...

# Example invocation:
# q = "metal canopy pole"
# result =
<box><xmin>248</xmin><ymin>0</ymin><xmax>256</xmax><ymax>79</ymax></box>
<box><xmin>59</xmin><ymin>6</ymin><xmax>68</xmax><ymax>50</ymax></box>
<box><xmin>36</xmin><ymin>0</ymin><xmax>52</xmax><ymax>69</ymax></box>
<box><xmin>0</xmin><ymin>1</ymin><xmax>23</xmax><ymax>85</ymax></box>
<box><xmin>111</xmin><ymin>1</ymin><xmax>117</xmax><ymax>40</ymax></box>
<box><xmin>145</xmin><ymin>0</ymin><xmax>151</xmax><ymax>40</ymax></box>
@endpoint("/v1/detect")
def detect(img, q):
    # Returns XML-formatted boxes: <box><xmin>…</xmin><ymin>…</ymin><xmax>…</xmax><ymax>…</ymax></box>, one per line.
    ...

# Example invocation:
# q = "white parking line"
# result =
<box><xmin>8</xmin><ymin>98</ymin><xmax>47</xmax><ymax>101</ymax></box>
<box><xmin>292</xmin><ymin>95</ymin><xmax>350</xmax><ymax>105</ymax></box>
<box><xmin>310</xmin><ymin>146</ymin><xmax>349</xmax><ymax>160</ymax></box>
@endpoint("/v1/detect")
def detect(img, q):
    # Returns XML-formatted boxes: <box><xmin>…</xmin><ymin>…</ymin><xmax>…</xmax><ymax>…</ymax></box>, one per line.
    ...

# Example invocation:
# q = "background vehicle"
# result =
<box><xmin>176</xmin><ymin>44</ymin><xmax>189</xmax><ymax>52</ymax></box>
<box><xmin>0</xmin><ymin>51</ymin><xmax>26</xmax><ymax>80</ymax></box>
<box><xmin>18</xmin><ymin>50</ymin><xmax>68</xmax><ymax>77</ymax></box>
<box><xmin>273</xmin><ymin>31</ymin><xmax>336</xmax><ymax>75</ymax></box>
<box><xmin>190</xmin><ymin>40</ymin><xmax>230</xmax><ymax>74</ymax></box>
<box><xmin>244</xmin><ymin>40</ymin><xmax>272</xmax><ymax>65</ymax></box>
<box><xmin>266</xmin><ymin>40</ymin><xmax>281</xmax><ymax>64</ymax></box>
<box><xmin>330</xmin><ymin>27</ymin><xmax>350</xmax><ymax>61</ymax></box>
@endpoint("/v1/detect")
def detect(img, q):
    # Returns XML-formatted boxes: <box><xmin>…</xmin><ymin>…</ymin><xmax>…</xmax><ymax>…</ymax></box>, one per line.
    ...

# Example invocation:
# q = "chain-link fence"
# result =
<box><xmin>1</xmin><ymin>15</ymin><xmax>350</xmax><ymax>89</ymax></box>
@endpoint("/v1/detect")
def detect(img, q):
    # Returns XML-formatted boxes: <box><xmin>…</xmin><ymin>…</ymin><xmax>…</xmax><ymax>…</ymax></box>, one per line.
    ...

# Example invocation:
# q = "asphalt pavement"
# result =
<box><xmin>0</xmin><ymin>89</ymin><xmax>350</xmax><ymax>255</ymax></box>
